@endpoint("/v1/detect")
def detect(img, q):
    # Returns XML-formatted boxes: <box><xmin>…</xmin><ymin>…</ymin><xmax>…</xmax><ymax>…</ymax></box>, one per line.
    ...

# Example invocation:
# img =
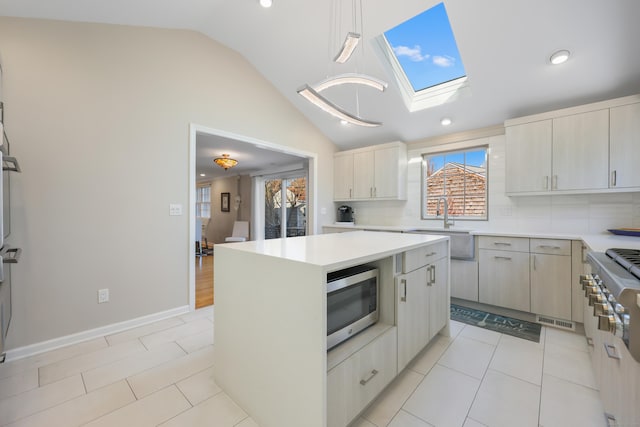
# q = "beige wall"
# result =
<box><xmin>204</xmin><ymin>175</ymin><xmax>252</xmax><ymax>244</ymax></box>
<box><xmin>0</xmin><ymin>17</ymin><xmax>336</xmax><ymax>349</ymax></box>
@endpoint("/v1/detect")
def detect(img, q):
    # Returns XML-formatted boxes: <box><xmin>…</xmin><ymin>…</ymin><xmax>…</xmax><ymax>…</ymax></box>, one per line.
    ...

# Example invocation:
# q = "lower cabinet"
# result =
<box><xmin>396</xmin><ymin>266</ymin><xmax>429</xmax><ymax>372</ymax></box>
<box><xmin>451</xmin><ymin>259</ymin><xmax>479</xmax><ymax>301</ymax></box>
<box><xmin>327</xmin><ymin>327</ymin><xmax>397</xmax><ymax>427</ymax></box>
<box><xmin>428</xmin><ymin>257</ymin><xmax>449</xmax><ymax>340</ymax></box>
<box><xmin>478</xmin><ymin>248</ymin><xmax>530</xmax><ymax>312</ymax></box>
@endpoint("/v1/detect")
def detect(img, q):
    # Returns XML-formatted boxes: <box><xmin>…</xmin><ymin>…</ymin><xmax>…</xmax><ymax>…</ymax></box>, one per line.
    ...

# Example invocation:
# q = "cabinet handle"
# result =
<box><xmin>582</xmin><ymin>245</ymin><xmax>588</xmax><ymax>263</ymax></box>
<box><xmin>605</xmin><ymin>412</ymin><xmax>617</xmax><ymax>427</ymax></box>
<box><xmin>370</xmin><ymin>187</ymin><xmax>373</xmax><ymax>198</ymax></box>
<box><xmin>611</xmin><ymin>170</ymin><xmax>617</xmax><ymax>187</ymax></box>
<box><xmin>401</xmin><ymin>279</ymin><xmax>407</xmax><ymax>302</ymax></box>
<box><xmin>374</xmin><ymin>187</ymin><xmax>377</xmax><ymax>197</ymax></box>
<box><xmin>430</xmin><ymin>265</ymin><xmax>436</xmax><ymax>286</ymax></box>
<box><xmin>494</xmin><ymin>256</ymin><xmax>512</xmax><ymax>261</ymax></box>
<box><xmin>552</xmin><ymin>175</ymin><xmax>558</xmax><ymax>190</ymax></box>
<box><xmin>494</xmin><ymin>242</ymin><xmax>512</xmax><ymax>246</ymax></box>
<box><xmin>533</xmin><ymin>255</ymin><xmax>536</xmax><ymax>270</ymax></box>
<box><xmin>425</xmin><ymin>251</ymin><xmax>437</xmax><ymax>257</ymax></box>
<box><xmin>544</xmin><ymin>175</ymin><xmax>549</xmax><ymax>190</ymax></box>
<box><xmin>585</xmin><ymin>337</ymin><xmax>594</xmax><ymax>347</ymax></box>
<box><xmin>604</xmin><ymin>343</ymin><xmax>621</xmax><ymax>360</ymax></box>
<box><xmin>359</xmin><ymin>369</ymin><xmax>379</xmax><ymax>386</ymax></box>
<box><xmin>349</xmin><ymin>188</ymin><xmax>352</xmax><ymax>198</ymax></box>
<box><xmin>538</xmin><ymin>245</ymin><xmax>561</xmax><ymax>250</ymax></box>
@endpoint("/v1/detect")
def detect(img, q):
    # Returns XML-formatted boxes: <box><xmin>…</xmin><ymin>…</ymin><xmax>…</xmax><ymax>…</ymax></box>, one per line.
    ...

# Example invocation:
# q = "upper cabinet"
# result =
<box><xmin>505</xmin><ymin>94</ymin><xmax>640</xmax><ymax>196</ymax></box>
<box><xmin>610</xmin><ymin>102</ymin><xmax>640</xmax><ymax>189</ymax></box>
<box><xmin>334</xmin><ymin>141</ymin><xmax>407</xmax><ymax>201</ymax></box>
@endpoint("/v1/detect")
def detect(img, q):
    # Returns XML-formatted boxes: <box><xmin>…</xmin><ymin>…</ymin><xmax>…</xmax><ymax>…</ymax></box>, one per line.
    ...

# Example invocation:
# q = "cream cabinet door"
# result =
<box><xmin>505</xmin><ymin>120</ymin><xmax>552</xmax><ymax>193</ymax></box>
<box><xmin>530</xmin><ymin>253</ymin><xmax>571</xmax><ymax>320</ymax></box>
<box><xmin>373</xmin><ymin>146</ymin><xmax>399</xmax><ymax>199</ymax></box>
<box><xmin>552</xmin><ymin>109</ymin><xmax>609</xmax><ymax>191</ymax></box>
<box><xmin>478</xmin><ymin>249</ymin><xmax>530</xmax><ymax>312</ymax></box>
<box><xmin>333</xmin><ymin>153</ymin><xmax>354</xmax><ymax>201</ymax></box>
<box><xmin>353</xmin><ymin>150</ymin><xmax>374</xmax><ymax>199</ymax></box>
<box><xmin>396</xmin><ymin>266</ymin><xmax>429</xmax><ymax>372</ymax></box>
<box><xmin>428</xmin><ymin>257</ymin><xmax>448</xmax><ymax>340</ymax></box>
<box><xmin>610</xmin><ymin>102</ymin><xmax>640</xmax><ymax>188</ymax></box>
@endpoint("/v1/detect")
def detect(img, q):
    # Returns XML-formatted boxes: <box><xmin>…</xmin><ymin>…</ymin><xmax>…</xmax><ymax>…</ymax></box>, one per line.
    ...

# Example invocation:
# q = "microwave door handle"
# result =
<box><xmin>2</xmin><ymin>156</ymin><xmax>21</xmax><ymax>173</ymax></box>
<box><xmin>1</xmin><ymin>247</ymin><xmax>22</xmax><ymax>263</ymax></box>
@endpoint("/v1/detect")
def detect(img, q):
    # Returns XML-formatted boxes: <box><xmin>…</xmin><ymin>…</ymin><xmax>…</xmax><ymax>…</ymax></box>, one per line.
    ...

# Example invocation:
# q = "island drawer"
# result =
<box><xmin>478</xmin><ymin>236</ymin><xmax>529</xmax><ymax>252</ymax></box>
<box><xmin>327</xmin><ymin>326</ymin><xmax>397</xmax><ymax>427</ymax></box>
<box><xmin>402</xmin><ymin>240</ymin><xmax>448</xmax><ymax>273</ymax></box>
<box><xmin>529</xmin><ymin>238</ymin><xmax>571</xmax><ymax>255</ymax></box>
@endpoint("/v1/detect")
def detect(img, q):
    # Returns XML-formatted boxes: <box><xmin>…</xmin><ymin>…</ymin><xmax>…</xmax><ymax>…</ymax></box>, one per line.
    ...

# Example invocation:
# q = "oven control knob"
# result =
<box><xmin>581</xmin><ymin>279</ymin><xmax>594</xmax><ymax>290</ymax></box>
<box><xmin>588</xmin><ymin>292</ymin><xmax>605</xmax><ymax>306</ymax></box>
<box><xmin>598</xmin><ymin>315</ymin><xmax>616</xmax><ymax>333</ymax></box>
<box><xmin>593</xmin><ymin>302</ymin><xmax>610</xmax><ymax>317</ymax></box>
<box><xmin>614</xmin><ymin>303</ymin><xmax>625</xmax><ymax>314</ymax></box>
<box><xmin>585</xmin><ymin>285</ymin><xmax>599</xmax><ymax>297</ymax></box>
<box><xmin>580</xmin><ymin>274</ymin><xmax>592</xmax><ymax>281</ymax></box>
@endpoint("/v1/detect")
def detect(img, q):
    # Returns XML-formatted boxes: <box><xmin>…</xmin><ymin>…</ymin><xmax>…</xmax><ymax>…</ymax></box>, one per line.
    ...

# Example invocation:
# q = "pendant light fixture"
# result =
<box><xmin>213</xmin><ymin>154</ymin><xmax>238</xmax><ymax>170</ymax></box>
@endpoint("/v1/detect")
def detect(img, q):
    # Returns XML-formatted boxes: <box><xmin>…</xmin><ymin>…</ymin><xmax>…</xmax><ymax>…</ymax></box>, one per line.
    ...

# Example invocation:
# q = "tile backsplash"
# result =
<box><xmin>345</xmin><ymin>134</ymin><xmax>640</xmax><ymax>235</ymax></box>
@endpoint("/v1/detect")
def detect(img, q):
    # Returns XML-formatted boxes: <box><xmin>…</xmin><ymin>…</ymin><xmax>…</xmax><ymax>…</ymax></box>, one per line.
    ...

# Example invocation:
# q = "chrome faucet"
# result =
<box><xmin>436</xmin><ymin>196</ymin><xmax>454</xmax><ymax>229</ymax></box>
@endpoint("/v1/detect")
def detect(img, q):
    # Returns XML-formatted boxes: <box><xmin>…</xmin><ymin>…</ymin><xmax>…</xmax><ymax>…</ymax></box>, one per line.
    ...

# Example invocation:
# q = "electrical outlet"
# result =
<box><xmin>98</xmin><ymin>289</ymin><xmax>110</xmax><ymax>304</ymax></box>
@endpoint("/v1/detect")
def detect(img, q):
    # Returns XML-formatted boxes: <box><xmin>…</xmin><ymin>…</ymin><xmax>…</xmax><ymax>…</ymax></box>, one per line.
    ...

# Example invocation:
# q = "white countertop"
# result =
<box><xmin>220</xmin><ymin>230</ymin><xmax>447</xmax><ymax>269</ymax></box>
<box><xmin>322</xmin><ymin>224</ymin><xmax>640</xmax><ymax>252</ymax></box>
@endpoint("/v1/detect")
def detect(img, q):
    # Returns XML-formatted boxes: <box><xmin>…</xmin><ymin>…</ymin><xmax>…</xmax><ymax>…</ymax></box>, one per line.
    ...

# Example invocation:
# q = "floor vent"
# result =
<box><xmin>536</xmin><ymin>315</ymin><xmax>575</xmax><ymax>331</ymax></box>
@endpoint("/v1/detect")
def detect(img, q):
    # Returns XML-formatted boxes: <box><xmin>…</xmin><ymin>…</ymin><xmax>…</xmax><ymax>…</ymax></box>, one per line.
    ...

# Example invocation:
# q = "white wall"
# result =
<box><xmin>0</xmin><ymin>17</ymin><xmax>337</xmax><ymax>349</ymax></box>
<box><xmin>347</xmin><ymin>129</ymin><xmax>640</xmax><ymax>233</ymax></box>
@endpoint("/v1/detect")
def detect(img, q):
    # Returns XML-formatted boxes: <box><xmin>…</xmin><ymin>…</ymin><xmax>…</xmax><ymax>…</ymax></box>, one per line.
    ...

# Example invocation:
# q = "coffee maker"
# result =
<box><xmin>337</xmin><ymin>205</ymin><xmax>354</xmax><ymax>223</ymax></box>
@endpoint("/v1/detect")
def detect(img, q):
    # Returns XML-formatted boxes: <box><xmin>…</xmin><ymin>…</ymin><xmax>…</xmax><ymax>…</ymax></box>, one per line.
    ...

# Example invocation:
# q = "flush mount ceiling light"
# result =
<box><xmin>550</xmin><ymin>49</ymin><xmax>570</xmax><ymax>65</ymax></box>
<box><xmin>334</xmin><ymin>32</ymin><xmax>361</xmax><ymax>63</ymax></box>
<box><xmin>259</xmin><ymin>0</ymin><xmax>272</xmax><ymax>8</ymax></box>
<box><xmin>440</xmin><ymin>117</ymin><xmax>452</xmax><ymax>126</ymax></box>
<box><xmin>297</xmin><ymin>85</ymin><xmax>381</xmax><ymax>127</ymax></box>
<box><xmin>213</xmin><ymin>154</ymin><xmax>238</xmax><ymax>170</ymax></box>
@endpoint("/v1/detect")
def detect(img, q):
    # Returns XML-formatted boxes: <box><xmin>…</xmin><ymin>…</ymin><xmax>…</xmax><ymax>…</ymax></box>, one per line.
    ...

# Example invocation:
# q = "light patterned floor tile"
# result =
<box><xmin>543</xmin><ymin>342</ymin><xmax>598</xmax><ymax>389</ymax></box>
<box><xmin>408</xmin><ymin>334</ymin><xmax>451</xmax><ymax>375</ymax></box>
<box><xmin>388</xmin><ymin>410</ymin><xmax>434</xmax><ymax>427</ymax></box>
<box><xmin>362</xmin><ymin>368</ymin><xmax>424</xmax><ymax>427</ymax></box>
<box><xmin>0</xmin><ymin>375</ymin><xmax>86</xmax><ymax>425</ymax></box>
<box><xmin>545</xmin><ymin>327</ymin><xmax>588</xmax><ymax>353</ymax></box>
<box><xmin>127</xmin><ymin>345</ymin><xmax>214</xmax><ymax>398</ymax></box>
<box><xmin>140</xmin><ymin>318</ymin><xmax>213</xmax><ymax>349</ymax></box>
<box><xmin>463</xmin><ymin>417</ymin><xmax>488</xmax><ymax>427</ymax></box>
<box><xmin>460</xmin><ymin>324</ymin><xmax>502</xmax><ymax>346</ymax></box>
<box><xmin>179</xmin><ymin>306</ymin><xmax>214</xmax><ymax>323</ymax></box>
<box><xmin>349</xmin><ymin>418</ymin><xmax>376</xmax><ymax>427</ymax></box>
<box><xmin>235</xmin><ymin>417</ymin><xmax>260</xmax><ymax>427</ymax></box>
<box><xmin>5</xmin><ymin>380</ymin><xmax>136</xmax><ymax>427</ymax></box>
<box><xmin>539</xmin><ymin>374</ymin><xmax>605</xmax><ymax>427</ymax></box>
<box><xmin>0</xmin><ymin>368</ymin><xmax>39</xmax><ymax>400</ymax></box>
<box><xmin>468</xmin><ymin>369</ymin><xmax>540</xmax><ymax>427</ymax></box>
<box><xmin>448</xmin><ymin>320</ymin><xmax>466</xmax><ymax>339</ymax></box>
<box><xmin>0</xmin><ymin>338</ymin><xmax>108</xmax><ymax>380</ymax></box>
<box><xmin>158</xmin><ymin>392</ymin><xmax>247</xmax><ymax>427</ymax></box>
<box><xmin>82</xmin><ymin>342</ymin><xmax>186</xmax><ymax>392</ymax></box>
<box><xmin>437</xmin><ymin>335</ymin><xmax>496</xmax><ymax>379</ymax></box>
<box><xmin>83</xmin><ymin>385</ymin><xmax>191</xmax><ymax>427</ymax></box>
<box><xmin>105</xmin><ymin>317</ymin><xmax>185</xmax><ymax>346</ymax></box>
<box><xmin>39</xmin><ymin>339</ymin><xmax>147</xmax><ymax>386</ymax></box>
<box><xmin>403</xmin><ymin>364</ymin><xmax>481</xmax><ymax>427</ymax></box>
<box><xmin>489</xmin><ymin>334</ymin><xmax>544</xmax><ymax>385</ymax></box>
<box><xmin>176</xmin><ymin>328</ymin><xmax>214</xmax><ymax>353</ymax></box>
<box><xmin>176</xmin><ymin>366</ymin><xmax>221</xmax><ymax>406</ymax></box>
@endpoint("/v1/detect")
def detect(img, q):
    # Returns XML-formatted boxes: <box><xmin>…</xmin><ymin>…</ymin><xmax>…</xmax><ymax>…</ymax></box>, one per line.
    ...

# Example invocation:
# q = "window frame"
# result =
<box><xmin>421</xmin><ymin>146</ymin><xmax>489</xmax><ymax>221</ymax></box>
<box><xmin>195</xmin><ymin>184</ymin><xmax>211</xmax><ymax>219</ymax></box>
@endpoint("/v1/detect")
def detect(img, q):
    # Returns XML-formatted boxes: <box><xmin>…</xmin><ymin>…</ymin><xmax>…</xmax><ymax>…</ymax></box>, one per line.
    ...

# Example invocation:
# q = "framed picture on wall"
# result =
<box><xmin>221</xmin><ymin>192</ymin><xmax>230</xmax><ymax>212</ymax></box>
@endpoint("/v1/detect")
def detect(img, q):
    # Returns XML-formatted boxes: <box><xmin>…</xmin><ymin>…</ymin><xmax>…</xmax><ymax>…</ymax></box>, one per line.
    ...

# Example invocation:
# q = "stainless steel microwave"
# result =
<box><xmin>326</xmin><ymin>265</ymin><xmax>378</xmax><ymax>350</ymax></box>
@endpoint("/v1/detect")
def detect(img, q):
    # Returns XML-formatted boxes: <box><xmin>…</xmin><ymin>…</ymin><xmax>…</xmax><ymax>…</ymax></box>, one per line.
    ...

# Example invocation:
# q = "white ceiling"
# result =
<box><xmin>2</xmin><ymin>0</ymin><xmax>640</xmax><ymax>176</ymax></box>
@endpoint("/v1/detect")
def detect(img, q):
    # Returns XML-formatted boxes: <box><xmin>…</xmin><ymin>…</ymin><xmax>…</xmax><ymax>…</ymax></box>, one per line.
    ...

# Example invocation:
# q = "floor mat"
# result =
<box><xmin>450</xmin><ymin>303</ymin><xmax>542</xmax><ymax>343</ymax></box>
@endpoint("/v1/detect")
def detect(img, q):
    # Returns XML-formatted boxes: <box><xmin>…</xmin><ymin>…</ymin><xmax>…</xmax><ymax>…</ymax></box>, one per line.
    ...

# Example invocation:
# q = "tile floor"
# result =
<box><xmin>0</xmin><ymin>306</ymin><xmax>606</xmax><ymax>427</ymax></box>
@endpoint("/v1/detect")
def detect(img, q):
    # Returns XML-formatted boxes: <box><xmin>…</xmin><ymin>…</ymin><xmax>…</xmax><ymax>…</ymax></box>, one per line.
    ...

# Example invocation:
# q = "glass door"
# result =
<box><xmin>264</xmin><ymin>173</ymin><xmax>307</xmax><ymax>240</ymax></box>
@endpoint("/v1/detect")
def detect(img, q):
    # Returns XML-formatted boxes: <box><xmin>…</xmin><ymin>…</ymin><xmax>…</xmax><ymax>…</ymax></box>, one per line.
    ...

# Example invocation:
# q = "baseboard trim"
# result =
<box><xmin>3</xmin><ymin>305</ymin><xmax>191</xmax><ymax>363</ymax></box>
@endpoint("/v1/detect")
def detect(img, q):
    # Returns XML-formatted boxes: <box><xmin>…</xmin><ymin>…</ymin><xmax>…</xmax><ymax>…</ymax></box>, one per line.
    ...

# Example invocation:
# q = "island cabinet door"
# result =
<box><xmin>396</xmin><ymin>266</ymin><xmax>430</xmax><ymax>372</ymax></box>
<box><xmin>428</xmin><ymin>257</ymin><xmax>449</xmax><ymax>341</ymax></box>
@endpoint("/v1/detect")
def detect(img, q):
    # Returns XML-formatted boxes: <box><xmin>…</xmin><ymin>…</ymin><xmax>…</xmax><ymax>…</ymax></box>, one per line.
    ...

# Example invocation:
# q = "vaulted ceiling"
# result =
<box><xmin>2</xmin><ymin>0</ymin><xmax>640</xmax><ymax>174</ymax></box>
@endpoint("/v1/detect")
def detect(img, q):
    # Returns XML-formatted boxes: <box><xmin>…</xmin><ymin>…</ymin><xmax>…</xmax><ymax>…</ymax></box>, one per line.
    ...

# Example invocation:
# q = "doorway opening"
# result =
<box><xmin>188</xmin><ymin>124</ymin><xmax>318</xmax><ymax>310</ymax></box>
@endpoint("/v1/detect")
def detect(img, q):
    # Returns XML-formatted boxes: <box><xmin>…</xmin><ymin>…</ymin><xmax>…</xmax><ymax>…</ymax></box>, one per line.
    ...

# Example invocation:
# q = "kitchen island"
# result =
<box><xmin>213</xmin><ymin>231</ymin><xmax>450</xmax><ymax>427</ymax></box>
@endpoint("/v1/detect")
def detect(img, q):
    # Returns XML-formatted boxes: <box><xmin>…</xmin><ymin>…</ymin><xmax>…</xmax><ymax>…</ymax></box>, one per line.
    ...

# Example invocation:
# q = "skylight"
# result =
<box><xmin>375</xmin><ymin>3</ymin><xmax>469</xmax><ymax>112</ymax></box>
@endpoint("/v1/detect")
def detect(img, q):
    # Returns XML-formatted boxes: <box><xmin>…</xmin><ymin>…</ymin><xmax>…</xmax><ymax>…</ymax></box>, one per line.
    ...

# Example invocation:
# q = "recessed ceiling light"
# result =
<box><xmin>440</xmin><ymin>117</ymin><xmax>452</xmax><ymax>126</ymax></box>
<box><xmin>259</xmin><ymin>0</ymin><xmax>272</xmax><ymax>8</ymax></box>
<box><xmin>550</xmin><ymin>49</ymin><xmax>570</xmax><ymax>65</ymax></box>
<box><xmin>199</xmin><ymin>173</ymin><xmax>206</xmax><ymax>177</ymax></box>
<box><xmin>340</xmin><ymin>120</ymin><xmax>349</xmax><ymax>125</ymax></box>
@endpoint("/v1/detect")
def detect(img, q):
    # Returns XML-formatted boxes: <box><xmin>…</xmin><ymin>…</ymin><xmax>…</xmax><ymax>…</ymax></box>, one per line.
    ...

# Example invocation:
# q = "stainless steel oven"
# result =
<box><xmin>326</xmin><ymin>265</ymin><xmax>378</xmax><ymax>350</ymax></box>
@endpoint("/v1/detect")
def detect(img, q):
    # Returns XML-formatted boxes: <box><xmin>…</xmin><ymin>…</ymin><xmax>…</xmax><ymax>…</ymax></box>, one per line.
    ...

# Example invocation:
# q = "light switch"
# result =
<box><xmin>321</xmin><ymin>207</ymin><xmax>327</xmax><ymax>215</ymax></box>
<box><xmin>169</xmin><ymin>204</ymin><xmax>183</xmax><ymax>216</ymax></box>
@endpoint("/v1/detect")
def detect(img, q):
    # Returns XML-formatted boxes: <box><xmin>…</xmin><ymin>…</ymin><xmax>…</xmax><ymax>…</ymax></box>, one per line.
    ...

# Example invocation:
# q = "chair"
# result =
<box><xmin>225</xmin><ymin>221</ymin><xmax>249</xmax><ymax>242</ymax></box>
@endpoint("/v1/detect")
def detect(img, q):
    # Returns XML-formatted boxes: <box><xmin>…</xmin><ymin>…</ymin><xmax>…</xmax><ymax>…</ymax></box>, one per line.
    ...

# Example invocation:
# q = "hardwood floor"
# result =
<box><xmin>195</xmin><ymin>254</ymin><xmax>213</xmax><ymax>308</ymax></box>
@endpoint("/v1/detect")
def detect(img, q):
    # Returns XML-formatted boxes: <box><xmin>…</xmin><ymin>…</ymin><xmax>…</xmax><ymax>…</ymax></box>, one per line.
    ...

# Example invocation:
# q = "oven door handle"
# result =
<box><xmin>2</xmin><ymin>156</ymin><xmax>21</xmax><ymax>173</ymax></box>
<box><xmin>0</xmin><ymin>247</ymin><xmax>22</xmax><ymax>263</ymax></box>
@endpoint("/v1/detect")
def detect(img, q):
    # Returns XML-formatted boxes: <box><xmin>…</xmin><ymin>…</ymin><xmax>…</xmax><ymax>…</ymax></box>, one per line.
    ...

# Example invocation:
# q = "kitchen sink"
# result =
<box><xmin>408</xmin><ymin>229</ymin><xmax>475</xmax><ymax>260</ymax></box>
